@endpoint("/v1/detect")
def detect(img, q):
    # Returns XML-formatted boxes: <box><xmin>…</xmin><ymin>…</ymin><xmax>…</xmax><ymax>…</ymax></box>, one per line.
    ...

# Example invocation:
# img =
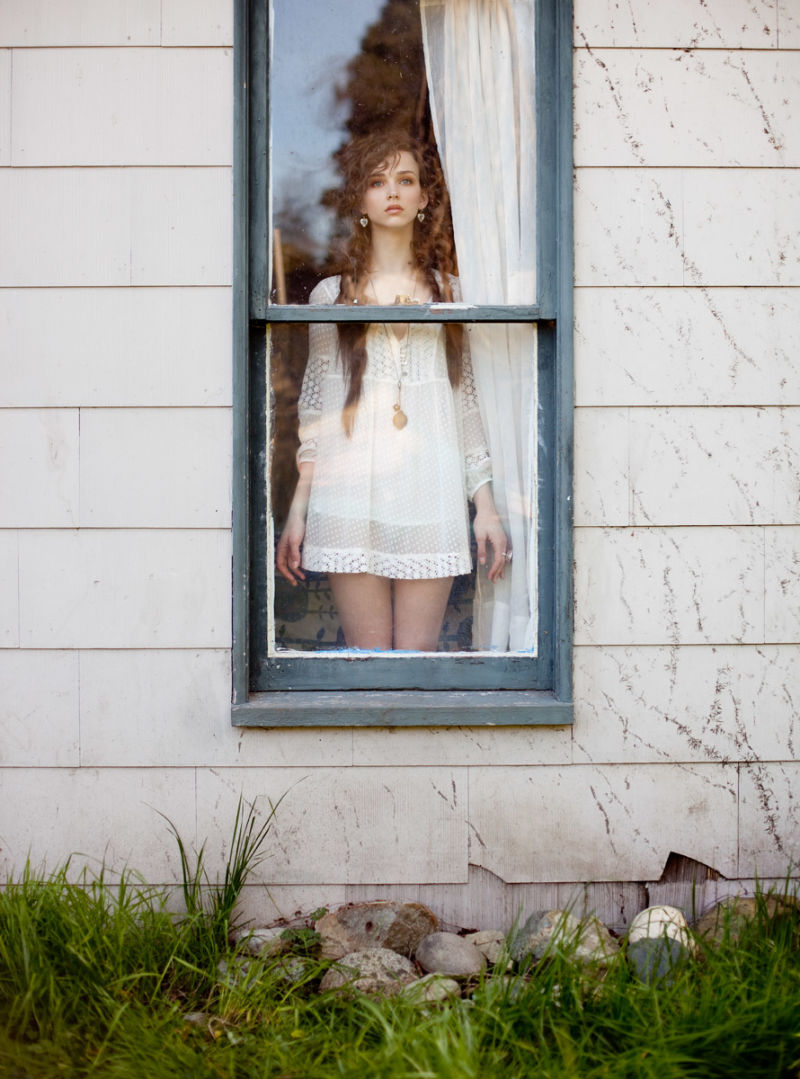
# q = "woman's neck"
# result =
<box><xmin>367</xmin><ymin>229</ymin><xmax>415</xmax><ymax>275</ymax></box>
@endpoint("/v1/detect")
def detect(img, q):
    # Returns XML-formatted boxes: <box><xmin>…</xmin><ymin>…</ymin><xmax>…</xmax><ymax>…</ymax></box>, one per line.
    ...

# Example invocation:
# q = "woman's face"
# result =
<box><xmin>360</xmin><ymin>150</ymin><xmax>429</xmax><ymax>232</ymax></box>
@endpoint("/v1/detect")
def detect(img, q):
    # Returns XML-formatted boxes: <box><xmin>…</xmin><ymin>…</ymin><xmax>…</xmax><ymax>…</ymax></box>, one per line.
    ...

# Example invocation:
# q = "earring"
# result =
<box><xmin>417</xmin><ymin>211</ymin><xmax>426</xmax><ymax>223</ymax></box>
<box><xmin>359</xmin><ymin>215</ymin><xmax>369</xmax><ymax>228</ymax></box>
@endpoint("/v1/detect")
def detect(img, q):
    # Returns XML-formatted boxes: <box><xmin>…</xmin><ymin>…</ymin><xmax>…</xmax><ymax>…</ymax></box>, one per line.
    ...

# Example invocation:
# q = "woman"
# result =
<box><xmin>276</xmin><ymin>131</ymin><xmax>509</xmax><ymax>650</ymax></box>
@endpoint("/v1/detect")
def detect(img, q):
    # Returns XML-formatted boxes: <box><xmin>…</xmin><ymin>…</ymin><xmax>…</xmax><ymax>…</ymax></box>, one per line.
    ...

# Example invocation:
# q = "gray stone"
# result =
<box><xmin>464</xmin><ymin>929</ymin><xmax>508</xmax><ymax>966</ymax></box>
<box><xmin>315</xmin><ymin>901</ymin><xmax>437</xmax><ymax>960</ymax></box>
<box><xmin>627</xmin><ymin>936</ymin><xmax>688</xmax><ymax>984</ymax></box>
<box><xmin>415</xmin><ymin>932</ymin><xmax>487</xmax><ymax>977</ymax></box>
<box><xmin>319</xmin><ymin>947</ymin><xmax>418</xmax><ymax>997</ymax></box>
<box><xmin>513</xmin><ymin>910</ymin><xmax>618</xmax><ymax>965</ymax></box>
<box><xmin>231</xmin><ymin>925</ymin><xmax>290</xmax><ymax>957</ymax></box>
<box><xmin>400</xmin><ymin>973</ymin><xmax>462</xmax><ymax>1005</ymax></box>
<box><xmin>694</xmin><ymin>894</ymin><xmax>800</xmax><ymax>944</ymax></box>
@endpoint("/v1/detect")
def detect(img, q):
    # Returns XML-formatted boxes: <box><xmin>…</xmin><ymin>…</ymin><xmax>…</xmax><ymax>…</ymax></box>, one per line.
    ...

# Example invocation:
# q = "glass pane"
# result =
<box><xmin>270</xmin><ymin>0</ymin><xmax>537</xmax><ymax>307</ymax></box>
<box><xmin>271</xmin><ymin>0</ymin><xmax>434</xmax><ymax>304</ymax></box>
<box><xmin>270</xmin><ymin>320</ymin><xmax>538</xmax><ymax>655</ymax></box>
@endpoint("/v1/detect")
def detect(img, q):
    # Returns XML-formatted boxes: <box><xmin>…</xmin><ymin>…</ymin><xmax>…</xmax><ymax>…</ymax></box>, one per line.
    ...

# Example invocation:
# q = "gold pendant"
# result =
<box><xmin>392</xmin><ymin>406</ymin><xmax>408</xmax><ymax>429</ymax></box>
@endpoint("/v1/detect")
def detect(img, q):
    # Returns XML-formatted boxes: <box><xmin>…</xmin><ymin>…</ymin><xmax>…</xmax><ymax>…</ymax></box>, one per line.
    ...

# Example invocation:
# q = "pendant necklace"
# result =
<box><xmin>365</xmin><ymin>269</ymin><xmax>421</xmax><ymax>430</ymax></box>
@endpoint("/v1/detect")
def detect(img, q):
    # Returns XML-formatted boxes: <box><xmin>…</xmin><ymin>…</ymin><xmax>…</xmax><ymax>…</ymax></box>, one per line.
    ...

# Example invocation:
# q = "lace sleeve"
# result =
<box><xmin>460</xmin><ymin>332</ymin><xmax>493</xmax><ymax>498</ymax></box>
<box><xmin>296</xmin><ymin>278</ymin><xmax>339</xmax><ymax>465</ymax></box>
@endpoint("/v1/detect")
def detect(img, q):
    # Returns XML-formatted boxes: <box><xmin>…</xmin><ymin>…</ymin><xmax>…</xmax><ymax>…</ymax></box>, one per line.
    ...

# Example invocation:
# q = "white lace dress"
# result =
<box><xmin>296</xmin><ymin>275</ymin><xmax>492</xmax><ymax>579</ymax></box>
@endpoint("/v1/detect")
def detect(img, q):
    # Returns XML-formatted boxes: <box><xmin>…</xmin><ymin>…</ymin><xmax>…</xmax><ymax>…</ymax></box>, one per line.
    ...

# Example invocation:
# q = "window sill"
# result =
<box><xmin>232</xmin><ymin>690</ymin><xmax>573</xmax><ymax>728</ymax></box>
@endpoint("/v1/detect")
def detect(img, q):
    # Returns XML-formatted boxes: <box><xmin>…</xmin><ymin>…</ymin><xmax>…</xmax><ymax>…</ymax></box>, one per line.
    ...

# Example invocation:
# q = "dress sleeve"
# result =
<box><xmin>460</xmin><ymin>334</ymin><xmax>493</xmax><ymax>499</ymax></box>
<box><xmin>296</xmin><ymin>278</ymin><xmax>339</xmax><ymax>466</ymax></box>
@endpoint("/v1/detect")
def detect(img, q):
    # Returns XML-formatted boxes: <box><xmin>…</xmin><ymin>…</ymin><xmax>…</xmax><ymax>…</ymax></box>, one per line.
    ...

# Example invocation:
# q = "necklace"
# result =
<box><xmin>365</xmin><ymin>270</ymin><xmax>421</xmax><ymax>430</ymax></box>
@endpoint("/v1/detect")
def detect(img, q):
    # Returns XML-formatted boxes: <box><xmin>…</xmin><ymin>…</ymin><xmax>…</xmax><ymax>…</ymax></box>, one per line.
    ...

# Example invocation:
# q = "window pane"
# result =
<box><xmin>270</xmin><ymin>320</ymin><xmax>538</xmax><ymax>655</ymax></box>
<box><xmin>271</xmin><ymin>0</ymin><xmax>431</xmax><ymax>304</ymax></box>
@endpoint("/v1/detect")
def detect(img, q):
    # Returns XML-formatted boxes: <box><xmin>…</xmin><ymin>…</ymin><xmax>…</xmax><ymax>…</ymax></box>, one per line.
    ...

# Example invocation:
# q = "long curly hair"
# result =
<box><xmin>331</xmin><ymin>131</ymin><xmax>462</xmax><ymax>435</ymax></box>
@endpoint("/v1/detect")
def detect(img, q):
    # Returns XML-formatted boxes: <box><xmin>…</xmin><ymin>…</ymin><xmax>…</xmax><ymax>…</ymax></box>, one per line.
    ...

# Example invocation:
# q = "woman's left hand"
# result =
<box><xmin>472</xmin><ymin>485</ymin><xmax>510</xmax><ymax>582</ymax></box>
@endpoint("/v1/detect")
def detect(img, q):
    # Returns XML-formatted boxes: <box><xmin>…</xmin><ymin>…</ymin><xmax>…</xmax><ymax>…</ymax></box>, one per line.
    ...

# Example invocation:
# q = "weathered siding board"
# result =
<box><xmin>576</xmin><ymin>407</ymin><xmax>800</xmax><ymax>527</ymax></box>
<box><xmin>468</xmin><ymin>763</ymin><xmax>739</xmax><ymax>883</ymax></box>
<box><xmin>575</xmin><ymin>0</ymin><xmax>779</xmax><ymax>49</ymax></box>
<box><xmin>18</xmin><ymin>530</ymin><xmax>232</xmax><ymax>648</ymax></box>
<box><xmin>575</xmin><ymin>526</ymin><xmax>765</xmax><ymax>645</ymax></box>
<box><xmin>0</xmin><ymin>50</ymin><xmax>10</xmax><ymax>165</ymax></box>
<box><xmin>11</xmin><ymin>48</ymin><xmax>232</xmax><ymax>166</ymax></box>
<box><xmin>0</xmin><ymin>409</ymin><xmax>79</xmax><ymax>527</ymax></box>
<box><xmin>80</xmin><ymin>408</ymin><xmax>232</xmax><ymax>528</ymax></box>
<box><xmin>739</xmin><ymin>763</ymin><xmax>800</xmax><ymax>876</ymax></box>
<box><xmin>575</xmin><ymin>169</ymin><xmax>800</xmax><ymax>287</ymax></box>
<box><xmin>575</xmin><ymin>50</ymin><xmax>800</xmax><ymax>167</ymax></box>
<box><xmin>0</xmin><ymin>532</ymin><xmax>20</xmax><ymax>647</ymax></box>
<box><xmin>0</xmin><ymin>168</ymin><xmax>232</xmax><ymax>286</ymax></box>
<box><xmin>197</xmin><ymin>767</ymin><xmax>469</xmax><ymax>885</ymax></box>
<box><xmin>574</xmin><ymin>287</ymin><xmax>800</xmax><ymax>408</ymax></box>
<box><xmin>0</xmin><ymin>288</ymin><xmax>232</xmax><ymax>408</ymax></box>
<box><xmin>0</xmin><ymin>651</ymin><xmax>80</xmax><ymax>767</ymax></box>
<box><xmin>0</xmin><ymin>767</ymin><xmax>197</xmax><ymax>882</ymax></box>
<box><xmin>0</xmin><ymin>0</ymin><xmax>232</xmax><ymax>48</ymax></box>
<box><xmin>573</xmin><ymin>644</ymin><xmax>800</xmax><ymax>766</ymax></box>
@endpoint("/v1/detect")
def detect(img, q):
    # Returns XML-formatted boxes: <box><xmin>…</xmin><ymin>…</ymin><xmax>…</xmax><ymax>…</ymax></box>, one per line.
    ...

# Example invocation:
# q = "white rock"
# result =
<box><xmin>627</xmin><ymin>905</ymin><xmax>695</xmax><ymax>952</ymax></box>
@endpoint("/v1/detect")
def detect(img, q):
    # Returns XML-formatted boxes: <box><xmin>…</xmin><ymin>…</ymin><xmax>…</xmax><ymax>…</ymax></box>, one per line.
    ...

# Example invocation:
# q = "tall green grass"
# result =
<box><xmin>1</xmin><ymin>811</ymin><xmax>798</xmax><ymax>1078</ymax></box>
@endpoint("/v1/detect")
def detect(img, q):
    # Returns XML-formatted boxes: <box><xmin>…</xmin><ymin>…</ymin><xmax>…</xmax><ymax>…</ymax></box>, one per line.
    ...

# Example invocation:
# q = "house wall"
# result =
<box><xmin>1</xmin><ymin>0</ymin><xmax>798</xmax><ymax>929</ymax></box>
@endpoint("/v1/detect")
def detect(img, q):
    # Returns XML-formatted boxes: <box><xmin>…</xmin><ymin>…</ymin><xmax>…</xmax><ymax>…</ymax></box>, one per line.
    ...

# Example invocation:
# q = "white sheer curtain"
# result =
<box><xmin>421</xmin><ymin>0</ymin><xmax>538</xmax><ymax>652</ymax></box>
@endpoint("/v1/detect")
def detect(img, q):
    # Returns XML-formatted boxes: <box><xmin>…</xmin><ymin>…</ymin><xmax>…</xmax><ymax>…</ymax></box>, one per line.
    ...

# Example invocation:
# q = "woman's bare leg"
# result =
<box><xmin>328</xmin><ymin>573</ymin><xmax>393</xmax><ymax>650</ymax></box>
<box><xmin>393</xmin><ymin>577</ymin><xmax>453</xmax><ymax>651</ymax></box>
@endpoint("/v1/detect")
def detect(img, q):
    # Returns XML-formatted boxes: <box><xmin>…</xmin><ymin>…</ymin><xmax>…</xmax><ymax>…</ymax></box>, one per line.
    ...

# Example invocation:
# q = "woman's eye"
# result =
<box><xmin>370</xmin><ymin>179</ymin><xmax>384</xmax><ymax>187</ymax></box>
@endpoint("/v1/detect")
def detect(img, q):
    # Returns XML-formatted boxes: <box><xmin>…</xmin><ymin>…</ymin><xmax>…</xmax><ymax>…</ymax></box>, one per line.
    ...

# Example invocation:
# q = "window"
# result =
<box><xmin>232</xmin><ymin>0</ymin><xmax>573</xmax><ymax>725</ymax></box>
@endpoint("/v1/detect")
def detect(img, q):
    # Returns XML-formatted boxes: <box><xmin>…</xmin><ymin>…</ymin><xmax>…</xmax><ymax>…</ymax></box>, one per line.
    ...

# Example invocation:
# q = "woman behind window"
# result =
<box><xmin>275</xmin><ymin>131</ymin><xmax>509</xmax><ymax>650</ymax></box>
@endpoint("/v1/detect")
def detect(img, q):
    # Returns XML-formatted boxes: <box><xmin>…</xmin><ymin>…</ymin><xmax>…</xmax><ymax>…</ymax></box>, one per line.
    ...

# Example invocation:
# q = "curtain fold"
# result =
<box><xmin>421</xmin><ymin>0</ymin><xmax>538</xmax><ymax>652</ymax></box>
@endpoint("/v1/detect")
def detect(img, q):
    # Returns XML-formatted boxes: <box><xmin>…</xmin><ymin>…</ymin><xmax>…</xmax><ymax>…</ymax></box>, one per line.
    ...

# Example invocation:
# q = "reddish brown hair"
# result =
<box><xmin>332</xmin><ymin>131</ymin><xmax>462</xmax><ymax>434</ymax></box>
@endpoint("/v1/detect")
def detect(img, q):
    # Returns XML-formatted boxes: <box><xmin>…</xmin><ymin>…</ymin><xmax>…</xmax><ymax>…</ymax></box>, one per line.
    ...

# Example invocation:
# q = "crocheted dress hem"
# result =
<box><xmin>302</xmin><ymin>548</ymin><xmax>472</xmax><ymax>580</ymax></box>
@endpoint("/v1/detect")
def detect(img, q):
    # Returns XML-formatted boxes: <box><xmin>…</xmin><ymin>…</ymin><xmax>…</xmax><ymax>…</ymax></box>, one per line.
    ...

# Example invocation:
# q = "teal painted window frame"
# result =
<box><xmin>231</xmin><ymin>0</ymin><xmax>573</xmax><ymax>727</ymax></box>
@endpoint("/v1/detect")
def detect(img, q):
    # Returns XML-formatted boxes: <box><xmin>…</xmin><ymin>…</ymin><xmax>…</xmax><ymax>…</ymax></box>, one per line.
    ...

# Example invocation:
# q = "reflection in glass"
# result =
<box><xmin>271</xmin><ymin>320</ymin><xmax>535</xmax><ymax>654</ymax></box>
<box><xmin>271</xmin><ymin>0</ymin><xmax>434</xmax><ymax>304</ymax></box>
<box><xmin>270</xmin><ymin>0</ymin><xmax>539</xmax><ymax>654</ymax></box>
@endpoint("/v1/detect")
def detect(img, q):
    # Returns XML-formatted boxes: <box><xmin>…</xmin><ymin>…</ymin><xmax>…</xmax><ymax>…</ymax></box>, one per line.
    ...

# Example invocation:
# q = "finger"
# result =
<box><xmin>476</xmin><ymin>533</ymin><xmax>487</xmax><ymax>567</ymax></box>
<box><xmin>288</xmin><ymin>538</ymin><xmax>305</xmax><ymax>581</ymax></box>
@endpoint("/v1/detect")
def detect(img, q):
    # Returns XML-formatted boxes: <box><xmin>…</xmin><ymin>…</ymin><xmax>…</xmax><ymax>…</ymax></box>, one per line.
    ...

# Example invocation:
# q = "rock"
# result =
<box><xmin>513</xmin><ymin>910</ymin><xmax>619</xmax><ymax>965</ymax></box>
<box><xmin>694</xmin><ymin>894</ymin><xmax>800</xmax><ymax>944</ymax></box>
<box><xmin>628</xmin><ymin>905</ymin><xmax>694</xmax><ymax>952</ymax></box>
<box><xmin>627</xmin><ymin>936</ymin><xmax>687</xmax><ymax>984</ymax></box>
<box><xmin>315</xmin><ymin>901</ymin><xmax>437</xmax><ymax>960</ymax></box>
<box><xmin>415</xmin><ymin>932</ymin><xmax>487</xmax><ymax>977</ymax></box>
<box><xmin>273</xmin><ymin>955</ymin><xmax>316</xmax><ymax>987</ymax></box>
<box><xmin>573</xmin><ymin>916</ymin><xmax>620</xmax><ymax>964</ymax></box>
<box><xmin>464</xmin><ymin>929</ymin><xmax>508</xmax><ymax>966</ymax></box>
<box><xmin>231</xmin><ymin>926</ymin><xmax>290</xmax><ymax>957</ymax></box>
<box><xmin>183</xmin><ymin>1011</ymin><xmax>210</xmax><ymax>1028</ymax></box>
<box><xmin>626</xmin><ymin>906</ymin><xmax>694</xmax><ymax>984</ymax></box>
<box><xmin>319</xmin><ymin>947</ymin><xmax>418</xmax><ymax>997</ymax></box>
<box><xmin>400</xmin><ymin>973</ymin><xmax>462</xmax><ymax>1005</ymax></box>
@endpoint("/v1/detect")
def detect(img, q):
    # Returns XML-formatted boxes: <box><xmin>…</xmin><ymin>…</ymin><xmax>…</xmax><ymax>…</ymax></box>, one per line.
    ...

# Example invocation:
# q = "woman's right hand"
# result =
<box><xmin>276</xmin><ymin>513</ymin><xmax>307</xmax><ymax>585</ymax></box>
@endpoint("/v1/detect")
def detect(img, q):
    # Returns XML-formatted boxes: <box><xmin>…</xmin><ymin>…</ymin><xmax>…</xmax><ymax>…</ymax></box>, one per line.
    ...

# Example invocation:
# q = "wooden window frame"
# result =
<box><xmin>231</xmin><ymin>0</ymin><xmax>573</xmax><ymax>726</ymax></box>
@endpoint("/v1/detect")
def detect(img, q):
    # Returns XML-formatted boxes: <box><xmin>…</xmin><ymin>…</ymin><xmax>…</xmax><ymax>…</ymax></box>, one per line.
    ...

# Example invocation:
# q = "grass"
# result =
<box><xmin>1</xmin><ymin>811</ymin><xmax>798</xmax><ymax>1078</ymax></box>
